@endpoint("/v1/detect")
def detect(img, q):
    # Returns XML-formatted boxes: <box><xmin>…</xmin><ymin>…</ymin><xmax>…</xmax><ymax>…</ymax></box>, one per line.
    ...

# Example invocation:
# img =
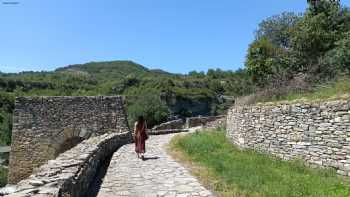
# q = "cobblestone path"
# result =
<box><xmin>96</xmin><ymin>133</ymin><xmax>214</xmax><ymax>197</ymax></box>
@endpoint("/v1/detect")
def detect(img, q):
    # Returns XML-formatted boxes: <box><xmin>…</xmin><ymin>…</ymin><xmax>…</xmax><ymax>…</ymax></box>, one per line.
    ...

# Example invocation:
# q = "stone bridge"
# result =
<box><xmin>5</xmin><ymin>96</ymin><xmax>350</xmax><ymax>196</ymax></box>
<box><xmin>3</xmin><ymin>96</ymin><xmax>216</xmax><ymax>197</ymax></box>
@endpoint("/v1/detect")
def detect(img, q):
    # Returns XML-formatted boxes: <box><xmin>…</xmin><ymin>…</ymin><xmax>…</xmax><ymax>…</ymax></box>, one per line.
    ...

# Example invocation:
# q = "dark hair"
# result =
<box><xmin>137</xmin><ymin>116</ymin><xmax>144</xmax><ymax>123</ymax></box>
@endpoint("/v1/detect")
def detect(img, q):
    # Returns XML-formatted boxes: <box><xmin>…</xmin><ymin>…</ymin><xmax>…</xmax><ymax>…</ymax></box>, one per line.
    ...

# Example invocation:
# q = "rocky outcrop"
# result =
<box><xmin>3</xmin><ymin>132</ymin><xmax>131</xmax><ymax>197</ymax></box>
<box><xmin>226</xmin><ymin>99</ymin><xmax>350</xmax><ymax>176</ymax></box>
<box><xmin>9</xmin><ymin>96</ymin><xmax>130</xmax><ymax>184</ymax></box>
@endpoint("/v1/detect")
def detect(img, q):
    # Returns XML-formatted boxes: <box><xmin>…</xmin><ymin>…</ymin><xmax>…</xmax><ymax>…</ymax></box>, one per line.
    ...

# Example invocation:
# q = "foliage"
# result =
<box><xmin>325</xmin><ymin>31</ymin><xmax>350</xmax><ymax>72</ymax></box>
<box><xmin>256</xmin><ymin>12</ymin><xmax>300</xmax><ymax>49</ymax></box>
<box><xmin>245</xmin><ymin>38</ymin><xmax>289</xmax><ymax>86</ymax></box>
<box><xmin>307</xmin><ymin>0</ymin><xmax>341</xmax><ymax>15</ymax></box>
<box><xmin>245</xmin><ymin>0</ymin><xmax>350</xmax><ymax>96</ymax></box>
<box><xmin>0</xmin><ymin>167</ymin><xmax>7</xmax><ymax>187</ymax></box>
<box><xmin>0</xmin><ymin>61</ymin><xmax>254</xmax><ymax>144</ymax></box>
<box><xmin>127</xmin><ymin>90</ymin><xmax>169</xmax><ymax>129</ymax></box>
<box><xmin>0</xmin><ymin>93</ymin><xmax>15</xmax><ymax>145</ymax></box>
<box><xmin>256</xmin><ymin>76</ymin><xmax>350</xmax><ymax>103</ymax></box>
<box><xmin>170</xmin><ymin>130</ymin><xmax>350</xmax><ymax>197</ymax></box>
<box><xmin>291</xmin><ymin>2</ymin><xmax>347</xmax><ymax>69</ymax></box>
<box><xmin>188</xmin><ymin>71</ymin><xmax>206</xmax><ymax>78</ymax></box>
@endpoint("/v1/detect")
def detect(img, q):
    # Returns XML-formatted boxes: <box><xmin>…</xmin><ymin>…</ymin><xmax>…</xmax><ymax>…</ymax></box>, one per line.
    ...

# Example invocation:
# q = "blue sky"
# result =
<box><xmin>0</xmin><ymin>0</ymin><xmax>343</xmax><ymax>74</ymax></box>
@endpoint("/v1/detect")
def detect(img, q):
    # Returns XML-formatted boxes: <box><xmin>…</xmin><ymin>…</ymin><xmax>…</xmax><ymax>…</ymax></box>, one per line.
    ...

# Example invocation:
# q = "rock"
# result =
<box><xmin>29</xmin><ymin>180</ymin><xmax>44</xmax><ymax>186</ymax></box>
<box><xmin>0</xmin><ymin>185</ymin><xmax>17</xmax><ymax>195</ymax></box>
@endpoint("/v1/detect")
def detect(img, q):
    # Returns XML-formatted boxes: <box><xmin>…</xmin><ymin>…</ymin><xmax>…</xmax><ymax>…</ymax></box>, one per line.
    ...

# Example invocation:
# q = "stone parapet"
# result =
<box><xmin>151</xmin><ymin>119</ymin><xmax>184</xmax><ymax>131</ymax></box>
<box><xmin>147</xmin><ymin>129</ymin><xmax>190</xmax><ymax>135</ymax></box>
<box><xmin>3</xmin><ymin>132</ymin><xmax>131</xmax><ymax>197</ymax></box>
<box><xmin>185</xmin><ymin>116</ymin><xmax>225</xmax><ymax>128</ymax></box>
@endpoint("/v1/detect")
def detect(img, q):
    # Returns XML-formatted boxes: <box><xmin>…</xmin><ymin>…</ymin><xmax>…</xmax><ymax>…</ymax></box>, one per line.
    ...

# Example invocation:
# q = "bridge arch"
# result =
<box><xmin>8</xmin><ymin>96</ymin><xmax>130</xmax><ymax>184</ymax></box>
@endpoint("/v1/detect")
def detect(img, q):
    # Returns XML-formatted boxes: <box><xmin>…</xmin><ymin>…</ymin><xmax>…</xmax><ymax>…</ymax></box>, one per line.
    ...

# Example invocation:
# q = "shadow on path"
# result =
<box><xmin>141</xmin><ymin>156</ymin><xmax>159</xmax><ymax>161</ymax></box>
<box><xmin>83</xmin><ymin>155</ymin><xmax>113</xmax><ymax>197</ymax></box>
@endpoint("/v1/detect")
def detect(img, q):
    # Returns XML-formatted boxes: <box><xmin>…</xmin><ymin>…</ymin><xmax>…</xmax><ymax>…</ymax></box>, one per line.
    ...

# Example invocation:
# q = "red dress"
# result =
<box><xmin>134</xmin><ymin>121</ymin><xmax>148</xmax><ymax>153</ymax></box>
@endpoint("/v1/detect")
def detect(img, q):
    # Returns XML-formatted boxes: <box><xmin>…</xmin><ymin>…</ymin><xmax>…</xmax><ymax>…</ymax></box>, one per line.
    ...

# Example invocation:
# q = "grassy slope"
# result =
<box><xmin>258</xmin><ymin>77</ymin><xmax>350</xmax><ymax>103</ymax></box>
<box><xmin>170</xmin><ymin>130</ymin><xmax>350</xmax><ymax>197</ymax></box>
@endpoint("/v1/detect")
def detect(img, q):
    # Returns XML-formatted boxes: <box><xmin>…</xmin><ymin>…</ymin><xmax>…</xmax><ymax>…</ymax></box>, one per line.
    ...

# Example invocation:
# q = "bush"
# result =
<box><xmin>0</xmin><ymin>167</ymin><xmax>8</xmax><ymax>187</ymax></box>
<box><xmin>325</xmin><ymin>32</ymin><xmax>350</xmax><ymax>72</ymax></box>
<box><xmin>256</xmin><ymin>12</ymin><xmax>300</xmax><ymax>48</ymax></box>
<box><xmin>127</xmin><ymin>90</ymin><xmax>169</xmax><ymax>129</ymax></box>
<box><xmin>245</xmin><ymin>0</ymin><xmax>350</xmax><ymax>98</ymax></box>
<box><xmin>245</xmin><ymin>38</ymin><xmax>288</xmax><ymax>86</ymax></box>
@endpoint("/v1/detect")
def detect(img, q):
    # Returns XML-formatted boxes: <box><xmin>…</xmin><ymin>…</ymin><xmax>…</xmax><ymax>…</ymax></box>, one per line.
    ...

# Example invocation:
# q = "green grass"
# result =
<box><xmin>0</xmin><ymin>167</ymin><xmax>7</xmax><ymax>187</ymax></box>
<box><xmin>260</xmin><ymin>77</ymin><xmax>350</xmax><ymax>103</ymax></box>
<box><xmin>170</xmin><ymin>130</ymin><xmax>350</xmax><ymax>197</ymax></box>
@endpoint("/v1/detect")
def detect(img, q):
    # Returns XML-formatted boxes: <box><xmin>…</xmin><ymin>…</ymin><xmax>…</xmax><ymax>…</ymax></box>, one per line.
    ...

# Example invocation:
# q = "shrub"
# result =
<box><xmin>127</xmin><ymin>91</ymin><xmax>169</xmax><ymax>129</ymax></box>
<box><xmin>0</xmin><ymin>167</ymin><xmax>8</xmax><ymax>187</ymax></box>
<box><xmin>325</xmin><ymin>32</ymin><xmax>350</xmax><ymax>72</ymax></box>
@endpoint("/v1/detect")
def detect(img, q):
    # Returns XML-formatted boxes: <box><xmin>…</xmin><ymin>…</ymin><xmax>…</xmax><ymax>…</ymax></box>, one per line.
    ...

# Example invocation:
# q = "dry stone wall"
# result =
<box><xmin>203</xmin><ymin>117</ymin><xmax>226</xmax><ymax>130</ymax></box>
<box><xmin>226</xmin><ymin>100</ymin><xmax>350</xmax><ymax>176</ymax></box>
<box><xmin>4</xmin><ymin>132</ymin><xmax>131</xmax><ymax>197</ymax></box>
<box><xmin>148</xmin><ymin>116</ymin><xmax>226</xmax><ymax>135</ymax></box>
<box><xmin>151</xmin><ymin>119</ymin><xmax>184</xmax><ymax>131</ymax></box>
<box><xmin>9</xmin><ymin>96</ymin><xmax>130</xmax><ymax>184</ymax></box>
<box><xmin>185</xmin><ymin>116</ymin><xmax>225</xmax><ymax>128</ymax></box>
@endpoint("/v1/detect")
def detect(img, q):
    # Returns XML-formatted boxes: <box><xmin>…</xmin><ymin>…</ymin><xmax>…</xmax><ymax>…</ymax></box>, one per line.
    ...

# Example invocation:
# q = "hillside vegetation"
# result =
<box><xmin>245</xmin><ymin>0</ymin><xmax>350</xmax><ymax>100</ymax></box>
<box><xmin>256</xmin><ymin>77</ymin><xmax>350</xmax><ymax>103</ymax></box>
<box><xmin>0</xmin><ymin>61</ymin><xmax>253</xmax><ymax>145</ymax></box>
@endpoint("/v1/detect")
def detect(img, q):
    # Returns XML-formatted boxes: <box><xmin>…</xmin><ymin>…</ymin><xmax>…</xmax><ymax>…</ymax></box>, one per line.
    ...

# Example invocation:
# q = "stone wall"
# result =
<box><xmin>8</xmin><ymin>96</ymin><xmax>130</xmax><ymax>184</ymax></box>
<box><xmin>203</xmin><ymin>117</ymin><xmax>226</xmax><ymax>130</ymax></box>
<box><xmin>148</xmin><ymin>116</ymin><xmax>226</xmax><ymax>135</ymax></box>
<box><xmin>151</xmin><ymin>119</ymin><xmax>184</xmax><ymax>131</ymax></box>
<box><xmin>147</xmin><ymin>129</ymin><xmax>190</xmax><ymax>135</ymax></box>
<box><xmin>3</xmin><ymin>132</ymin><xmax>131</xmax><ymax>197</ymax></box>
<box><xmin>226</xmin><ymin>100</ymin><xmax>350</xmax><ymax>176</ymax></box>
<box><xmin>185</xmin><ymin>116</ymin><xmax>225</xmax><ymax>128</ymax></box>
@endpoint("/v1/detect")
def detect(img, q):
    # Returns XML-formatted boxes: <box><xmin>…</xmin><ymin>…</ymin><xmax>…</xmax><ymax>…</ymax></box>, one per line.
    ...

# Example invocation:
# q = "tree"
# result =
<box><xmin>307</xmin><ymin>0</ymin><xmax>341</xmax><ymax>15</ymax></box>
<box><xmin>325</xmin><ymin>31</ymin><xmax>350</xmax><ymax>72</ymax></box>
<box><xmin>245</xmin><ymin>38</ymin><xmax>288</xmax><ymax>86</ymax></box>
<box><xmin>290</xmin><ymin>1</ymin><xmax>350</xmax><ymax>71</ymax></box>
<box><xmin>256</xmin><ymin>12</ymin><xmax>300</xmax><ymax>49</ymax></box>
<box><xmin>127</xmin><ymin>91</ymin><xmax>169</xmax><ymax>128</ymax></box>
<box><xmin>307</xmin><ymin>0</ymin><xmax>340</xmax><ymax>6</ymax></box>
<box><xmin>188</xmin><ymin>71</ymin><xmax>205</xmax><ymax>78</ymax></box>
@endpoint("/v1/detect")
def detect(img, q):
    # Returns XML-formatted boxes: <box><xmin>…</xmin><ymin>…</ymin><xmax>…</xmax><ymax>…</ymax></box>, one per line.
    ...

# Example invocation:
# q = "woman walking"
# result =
<box><xmin>134</xmin><ymin>116</ymin><xmax>148</xmax><ymax>160</ymax></box>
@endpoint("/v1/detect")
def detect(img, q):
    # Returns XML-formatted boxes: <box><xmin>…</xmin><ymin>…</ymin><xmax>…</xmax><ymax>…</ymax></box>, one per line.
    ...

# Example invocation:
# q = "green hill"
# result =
<box><xmin>56</xmin><ymin>61</ymin><xmax>150</xmax><ymax>80</ymax></box>
<box><xmin>0</xmin><ymin>60</ymin><xmax>252</xmax><ymax>145</ymax></box>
